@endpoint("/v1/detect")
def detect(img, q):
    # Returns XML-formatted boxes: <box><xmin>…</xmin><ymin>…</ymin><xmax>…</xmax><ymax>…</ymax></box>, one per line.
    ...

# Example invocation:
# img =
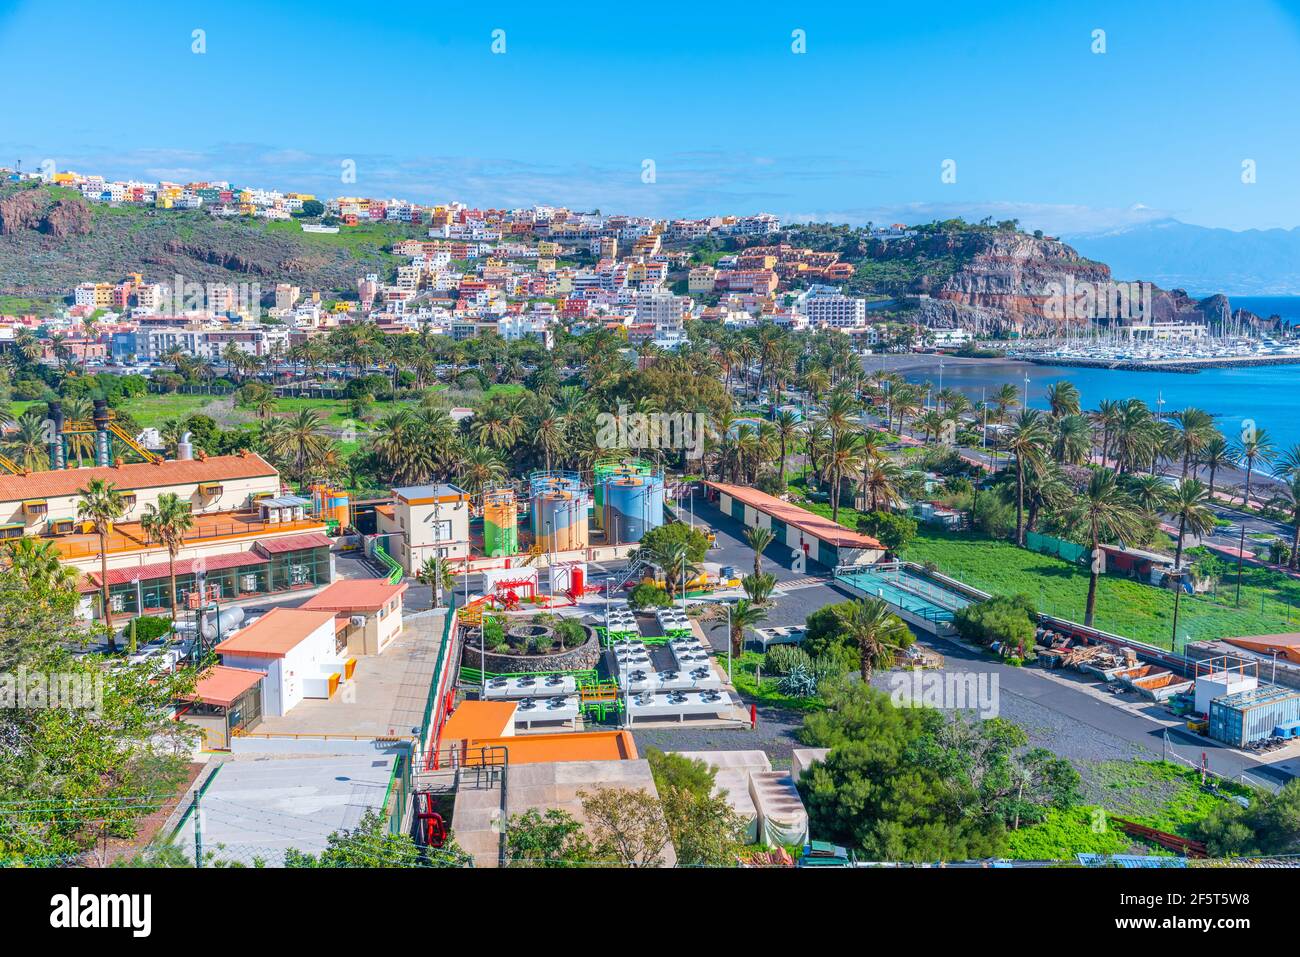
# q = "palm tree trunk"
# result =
<box><xmin>168</xmin><ymin>549</ymin><xmax>178</xmax><ymax>620</ymax></box>
<box><xmin>1015</xmin><ymin>459</ymin><xmax>1026</xmax><ymax>546</ymax></box>
<box><xmin>1085</xmin><ymin>528</ymin><xmax>1101</xmax><ymax>626</ymax></box>
<box><xmin>1291</xmin><ymin>520</ymin><xmax>1300</xmax><ymax>571</ymax></box>
<box><xmin>1176</xmin><ymin>514</ymin><xmax>1187</xmax><ymax>568</ymax></box>
<box><xmin>1085</xmin><ymin>569</ymin><xmax>1099</xmax><ymax>627</ymax></box>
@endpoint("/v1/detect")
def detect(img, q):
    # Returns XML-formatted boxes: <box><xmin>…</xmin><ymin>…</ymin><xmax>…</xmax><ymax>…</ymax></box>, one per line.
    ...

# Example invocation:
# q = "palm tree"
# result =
<box><xmin>266</xmin><ymin>408</ymin><xmax>329</xmax><ymax>484</ymax></box>
<box><xmin>827</xmin><ymin>431</ymin><xmax>863</xmax><ymax>525</ymax></box>
<box><xmin>1091</xmin><ymin>398</ymin><xmax>1121</xmax><ymax>466</ymax></box>
<box><xmin>715</xmin><ymin>597</ymin><xmax>768</xmax><ymax>656</ymax></box>
<box><xmin>771</xmin><ymin>409</ymin><xmax>801</xmax><ymax>487</ymax></box>
<box><xmin>417</xmin><ymin>555</ymin><xmax>456</xmax><ymax>608</ymax></box>
<box><xmin>1005</xmin><ymin>409</ymin><xmax>1052</xmax><ymax>546</ymax></box>
<box><xmin>1110</xmin><ymin>399</ymin><xmax>1154</xmax><ymax>474</ymax></box>
<box><xmin>1167</xmin><ymin>478</ymin><xmax>1215</xmax><ymax>569</ymax></box>
<box><xmin>1232</xmin><ymin>426</ymin><xmax>1275</xmax><ymax>509</ymax></box>
<box><xmin>2</xmin><ymin>537</ymin><xmax>77</xmax><ymax>593</ymax></box>
<box><xmin>140</xmin><ymin>492</ymin><xmax>194</xmax><ymax>618</ymax></box>
<box><xmin>77</xmin><ymin>479</ymin><xmax>127</xmax><ymax>649</ymax></box>
<box><xmin>860</xmin><ymin>457</ymin><xmax>904</xmax><ymax>513</ymax></box>
<box><xmin>62</xmin><ymin>395</ymin><xmax>96</xmax><ymax>466</ymax></box>
<box><xmin>1069</xmin><ymin>469</ymin><xmax>1142</xmax><ymax>627</ymax></box>
<box><xmin>835</xmin><ymin>597</ymin><xmax>913</xmax><ymax>681</ymax></box>
<box><xmin>372</xmin><ymin>409</ymin><xmax>436</xmax><ymax>486</ymax></box>
<box><xmin>741</xmin><ymin>571</ymin><xmax>776</xmax><ymax>606</ymax></box>
<box><xmin>1126</xmin><ymin>473</ymin><xmax>1170</xmax><ymax>521</ymax></box>
<box><xmin>5</xmin><ymin>409</ymin><xmax>49</xmax><ymax>473</ymax></box>
<box><xmin>1199</xmin><ymin>433</ymin><xmax>1231</xmax><ymax>497</ymax></box>
<box><xmin>1170</xmin><ymin>407</ymin><xmax>1214</xmax><ymax>477</ymax></box>
<box><xmin>744</xmin><ymin>525</ymin><xmax>775</xmax><ymax>578</ymax></box>
<box><xmin>632</xmin><ymin>536</ymin><xmax>700</xmax><ymax>601</ymax></box>
<box><xmin>1052</xmin><ymin>413</ymin><xmax>1091</xmax><ymax>465</ymax></box>
<box><xmin>1275</xmin><ymin>475</ymin><xmax>1300</xmax><ymax>570</ymax></box>
<box><xmin>455</xmin><ymin>445</ymin><xmax>506</xmax><ymax>496</ymax></box>
<box><xmin>1046</xmin><ymin>380</ymin><xmax>1081</xmax><ymax>418</ymax></box>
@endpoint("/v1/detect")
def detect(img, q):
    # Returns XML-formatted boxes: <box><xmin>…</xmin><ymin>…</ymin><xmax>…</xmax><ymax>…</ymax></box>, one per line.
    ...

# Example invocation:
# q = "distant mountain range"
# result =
<box><xmin>1064</xmin><ymin>219</ymin><xmax>1300</xmax><ymax>296</ymax></box>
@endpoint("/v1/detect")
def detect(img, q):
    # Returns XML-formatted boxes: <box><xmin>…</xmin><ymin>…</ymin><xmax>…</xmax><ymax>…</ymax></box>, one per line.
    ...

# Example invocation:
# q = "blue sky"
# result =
<box><xmin>3</xmin><ymin>0</ymin><xmax>1300</xmax><ymax>233</ymax></box>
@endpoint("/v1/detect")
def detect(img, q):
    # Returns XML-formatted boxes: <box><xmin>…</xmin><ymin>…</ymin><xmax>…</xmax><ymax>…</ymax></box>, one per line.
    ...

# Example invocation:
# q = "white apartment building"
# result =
<box><xmin>805</xmin><ymin>292</ymin><xmax>867</xmax><ymax>328</ymax></box>
<box><xmin>633</xmin><ymin>289</ymin><xmax>691</xmax><ymax>342</ymax></box>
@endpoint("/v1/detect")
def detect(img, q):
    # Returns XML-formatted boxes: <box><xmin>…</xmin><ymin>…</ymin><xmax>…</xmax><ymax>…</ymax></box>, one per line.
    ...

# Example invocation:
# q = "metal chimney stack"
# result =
<box><xmin>92</xmin><ymin>399</ymin><xmax>111</xmax><ymax>467</ymax></box>
<box><xmin>46</xmin><ymin>401</ymin><xmax>65</xmax><ymax>470</ymax></box>
<box><xmin>176</xmin><ymin>431</ymin><xmax>193</xmax><ymax>461</ymax></box>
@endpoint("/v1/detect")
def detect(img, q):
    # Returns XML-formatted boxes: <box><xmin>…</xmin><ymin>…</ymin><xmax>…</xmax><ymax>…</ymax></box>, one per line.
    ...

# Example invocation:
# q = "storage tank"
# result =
<box><xmin>534</xmin><ymin>489</ymin><xmax>589</xmax><ymax>552</ymax></box>
<box><xmin>483</xmin><ymin>489</ymin><xmax>518</xmax><ymax>558</ymax></box>
<box><xmin>603</xmin><ymin>473</ymin><xmax>664</xmax><ymax>544</ymax></box>
<box><xmin>593</xmin><ymin>459</ymin><xmax>654</xmax><ymax>529</ymax></box>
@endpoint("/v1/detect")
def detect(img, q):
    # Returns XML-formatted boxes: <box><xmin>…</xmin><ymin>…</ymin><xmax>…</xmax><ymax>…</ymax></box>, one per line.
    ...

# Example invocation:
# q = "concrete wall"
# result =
<box><xmin>4</xmin><ymin>471</ymin><xmax>280</xmax><ymax>528</ymax></box>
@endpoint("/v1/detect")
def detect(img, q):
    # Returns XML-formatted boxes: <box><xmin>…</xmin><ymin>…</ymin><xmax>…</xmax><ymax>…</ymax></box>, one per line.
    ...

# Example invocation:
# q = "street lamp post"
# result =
<box><xmin>726</xmin><ymin>601</ymin><xmax>732</xmax><ymax>682</ymax></box>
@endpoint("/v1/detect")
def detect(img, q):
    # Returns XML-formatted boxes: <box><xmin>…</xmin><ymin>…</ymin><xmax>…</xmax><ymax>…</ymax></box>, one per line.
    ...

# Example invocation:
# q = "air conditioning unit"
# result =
<box><xmin>240</xmin><ymin>574</ymin><xmax>259</xmax><ymax>592</ymax></box>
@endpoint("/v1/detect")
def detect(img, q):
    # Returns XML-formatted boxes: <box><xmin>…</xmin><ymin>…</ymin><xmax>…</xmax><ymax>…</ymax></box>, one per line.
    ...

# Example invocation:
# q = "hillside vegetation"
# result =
<box><xmin>0</xmin><ymin>182</ymin><xmax>412</xmax><ymax>301</ymax></box>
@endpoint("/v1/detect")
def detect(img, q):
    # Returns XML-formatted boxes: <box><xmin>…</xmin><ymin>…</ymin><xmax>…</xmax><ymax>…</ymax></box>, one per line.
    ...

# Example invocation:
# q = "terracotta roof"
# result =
<box><xmin>214</xmin><ymin>607</ymin><xmax>337</xmax><ymax>659</ymax></box>
<box><xmin>704</xmin><ymin>481</ymin><xmax>883</xmax><ymax>550</ymax></box>
<box><xmin>301</xmin><ymin>579</ymin><xmax>407</xmax><ymax>614</ymax></box>
<box><xmin>0</xmin><ymin>452</ymin><xmax>278</xmax><ymax>503</ymax></box>
<box><xmin>253</xmin><ymin>532</ymin><xmax>333</xmax><ymax>555</ymax></box>
<box><xmin>185</xmin><ymin>665</ymin><xmax>266</xmax><ymax>708</ymax></box>
<box><xmin>79</xmin><ymin>549</ymin><xmax>267</xmax><ymax>593</ymax></box>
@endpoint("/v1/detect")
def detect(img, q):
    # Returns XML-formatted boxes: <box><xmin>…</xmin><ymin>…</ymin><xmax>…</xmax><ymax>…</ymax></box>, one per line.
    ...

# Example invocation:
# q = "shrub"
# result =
<box><xmin>482</xmin><ymin>615</ymin><xmax>508</xmax><ymax>650</ymax></box>
<box><xmin>132</xmin><ymin>615</ymin><xmax>173</xmax><ymax>643</ymax></box>
<box><xmin>973</xmin><ymin>492</ymin><xmax>1016</xmax><ymax>539</ymax></box>
<box><xmin>778</xmin><ymin>664</ymin><xmax>819</xmax><ymax>697</ymax></box>
<box><xmin>765</xmin><ymin>645</ymin><xmax>811</xmax><ymax>675</ymax></box>
<box><xmin>954</xmin><ymin>594</ymin><xmax>1037</xmax><ymax>658</ymax></box>
<box><xmin>856</xmin><ymin>510</ymin><xmax>917</xmax><ymax>554</ymax></box>
<box><xmin>629</xmin><ymin>582</ymin><xmax>671</xmax><ymax>609</ymax></box>
<box><xmin>555</xmin><ymin>618</ymin><xmax>586</xmax><ymax>648</ymax></box>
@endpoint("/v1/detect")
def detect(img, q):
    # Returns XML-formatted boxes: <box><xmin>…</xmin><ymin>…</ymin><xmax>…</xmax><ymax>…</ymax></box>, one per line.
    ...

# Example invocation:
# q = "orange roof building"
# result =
<box><xmin>704</xmin><ymin>480</ymin><xmax>885</xmax><ymax>567</ymax></box>
<box><xmin>300</xmin><ymin>579</ymin><xmax>408</xmax><ymax>656</ymax></box>
<box><xmin>214</xmin><ymin>608</ymin><xmax>344</xmax><ymax>717</ymax></box>
<box><xmin>215</xmin><ymin>607</ymin><xmax>338</xmax><ymax>659</ymax></box>
<box><xmin>179</xmin><ymin>664</ymin><xmax>268</xmax><ymax>749</ymax></box>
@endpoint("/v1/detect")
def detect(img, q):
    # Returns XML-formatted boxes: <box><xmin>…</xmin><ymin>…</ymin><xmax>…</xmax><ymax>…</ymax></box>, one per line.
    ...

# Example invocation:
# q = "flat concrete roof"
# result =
<box><xmin>174</xmin><ymin>753</ymin><xmax>396</xmax><ymax>864</ymax></box>
<box><xmin>452</xmin><ymin>758</ymin><xmax>674</xmax><ymax>867</ymax></box>
<box><xmin>249</xmin><ymin>609</ymin><xmax>447</xmax><ymax>738</ymax></box>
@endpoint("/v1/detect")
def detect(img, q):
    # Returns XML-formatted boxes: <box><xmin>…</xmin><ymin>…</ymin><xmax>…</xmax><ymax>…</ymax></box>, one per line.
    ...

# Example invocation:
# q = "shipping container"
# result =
<box><xmin>1208</xmin><ymin>685</ymin><xmax>1300</xmax><ymax>747</ymax></box>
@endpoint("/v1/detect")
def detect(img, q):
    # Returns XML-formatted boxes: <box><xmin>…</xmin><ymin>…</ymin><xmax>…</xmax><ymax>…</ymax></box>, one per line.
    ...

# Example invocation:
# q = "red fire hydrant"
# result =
<box><xmin>750</xmin><ymin>704</ymin><xmax>757</xmax><ymax>729</ymax></box>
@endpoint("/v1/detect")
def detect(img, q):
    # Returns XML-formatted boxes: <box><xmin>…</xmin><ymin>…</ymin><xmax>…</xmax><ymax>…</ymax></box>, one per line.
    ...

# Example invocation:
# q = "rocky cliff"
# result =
<box><xmin>869</xmin><ymin>229</ymin><xmax>1280</xmax><ymax>336</ymax></box>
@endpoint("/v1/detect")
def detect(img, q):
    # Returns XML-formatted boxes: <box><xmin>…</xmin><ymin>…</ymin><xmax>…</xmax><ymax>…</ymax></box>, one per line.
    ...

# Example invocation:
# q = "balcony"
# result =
<box><xmin>52</xmin><ymin>509</ymin><xmax>327</xmax><ymax>561</ymax></box>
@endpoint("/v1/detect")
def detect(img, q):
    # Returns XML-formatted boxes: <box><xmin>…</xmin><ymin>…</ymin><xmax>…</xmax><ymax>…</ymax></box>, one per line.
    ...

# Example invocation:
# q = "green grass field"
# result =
<box><xmin>1006</xmin><ymin>760</ymin><xmax>1251</xmax><ymax>860</ymax></box>
<box><xmin>901</xmin><ymin>526</ymin><xmax>1300</xmax><ymax>648</ymax></box>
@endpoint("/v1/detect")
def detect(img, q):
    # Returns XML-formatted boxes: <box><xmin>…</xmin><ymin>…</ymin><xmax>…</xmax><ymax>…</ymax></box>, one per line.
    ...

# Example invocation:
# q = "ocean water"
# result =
<box><xmin>896</xmin><ymin>360</ymin><xmax>1300</xmax><ymax>455</ymax></box>
<box><xmin>1230</xmin><ymin>296</ymin><xmax>1300</xmax><ymax>327</ymax></box>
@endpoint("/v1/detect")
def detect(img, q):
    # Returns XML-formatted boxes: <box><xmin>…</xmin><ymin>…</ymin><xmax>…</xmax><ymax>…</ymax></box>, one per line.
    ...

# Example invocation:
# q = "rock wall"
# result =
<box><xmin>463</xmin><ymin>625</ymin><xmax>600</xmax><ymax>675</ymax></box>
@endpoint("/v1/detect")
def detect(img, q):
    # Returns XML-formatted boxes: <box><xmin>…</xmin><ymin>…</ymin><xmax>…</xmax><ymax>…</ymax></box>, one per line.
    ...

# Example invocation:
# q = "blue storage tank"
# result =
<box><xmin>603</xmin><ymin>474</ymin><xmax>665</xmax><ymax>544</ymax></box>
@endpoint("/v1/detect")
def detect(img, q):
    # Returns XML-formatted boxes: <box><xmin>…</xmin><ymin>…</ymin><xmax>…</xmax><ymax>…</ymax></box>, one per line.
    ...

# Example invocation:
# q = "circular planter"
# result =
<box><xmin>464</xmin><ymin>622</ymin><xmax>600</xmax><ymax>675</ymax></box>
